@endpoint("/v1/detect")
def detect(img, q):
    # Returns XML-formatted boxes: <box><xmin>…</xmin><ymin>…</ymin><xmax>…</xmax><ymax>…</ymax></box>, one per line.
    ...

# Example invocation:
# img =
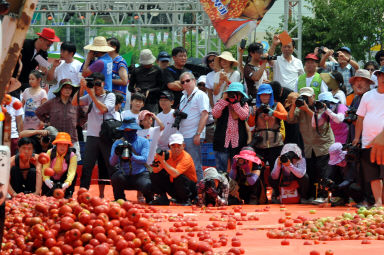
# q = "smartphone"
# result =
<box><xmin>240</xmin><ymin>39</ymin><xmax>247</xmax><ymax>49</ymax></box>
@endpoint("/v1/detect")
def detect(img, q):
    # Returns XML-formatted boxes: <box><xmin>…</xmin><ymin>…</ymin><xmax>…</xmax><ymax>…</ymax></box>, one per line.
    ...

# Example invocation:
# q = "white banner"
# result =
<box><xmin>149</xmin><ymin>33</ymin><xmax>154</xmax><ymax>45</ymax></box>
<box><xmin>163</xmin><ymin>32</ymin><xmax>169</xmax><ymax>43</ymax></box>
<box><xmin>131</xmin><ymin>35</ymin><xmax>136</xmax><ymax>47</ymax></box>
<box><xmin>142</xmin><ymin>34</ymin><xmax>147</xmax><ymax>46</ymax></box>
<box><xmin>125</xmin><ymin>34</ymin><xmax>130</xmax><ymax>46</ymax></box>
<box><xmin>156</xmin><ymin>32</ymin><xmax>161</xmax><ymax>43</ymax></box>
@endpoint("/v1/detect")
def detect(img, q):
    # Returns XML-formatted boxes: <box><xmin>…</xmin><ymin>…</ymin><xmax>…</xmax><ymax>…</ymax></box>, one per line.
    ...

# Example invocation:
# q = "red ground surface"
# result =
<box><xmin>77</xmin><ymin>185</ymin><xmax>384</xmax><ymax>255</ymax></box>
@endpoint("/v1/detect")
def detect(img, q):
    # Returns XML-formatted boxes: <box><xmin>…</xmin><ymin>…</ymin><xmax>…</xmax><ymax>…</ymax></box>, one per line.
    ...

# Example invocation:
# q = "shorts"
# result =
<box><xmin>361</xmin><ymin>148</ymin><xmax>384</xmax><ymax>182</ymax></box>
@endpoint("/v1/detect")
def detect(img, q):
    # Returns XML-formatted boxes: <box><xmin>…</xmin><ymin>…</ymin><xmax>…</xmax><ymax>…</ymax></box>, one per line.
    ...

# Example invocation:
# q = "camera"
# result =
<box><xmin>319</xmin><ymin>178</ymin><xmax>337</xmax><ymax>192</ymax></box>
<box><xmin>261</xmin><ymin>55</ymin><xmax>278</xmax><ymax>61</ymax></box>
<box><xmin>172</xmin><ymin>110</ymin><xmax>188</xmax><ymax>130</ymax></box>
<box><xmin>258</xmin><ymin>104</ymin><xmax>271</xmax><ymax>114</ymax></box>
<box><xmin>295</xmin><ymin>95</ymin><xmax>309</xmax><ymax>107</ymax></box>
<box><xmin>156</xmin><ymin>149</ymin><xmax>169</xmax><ymax>161</ymax></box>
<box><xmin>85</xmin><ymin>77</ymin><xmax>94</xmax><ymax>88</ymax></box>
<box><xmin>115</xmin><ymin>140</ymin><xmax>132</xmax><ymax>161</ymax></box>
<box><xmin>280</xmin><ymin>151</ymin><xmax>299</xmax><ymax>164</ymax></box>
<box><xmin>343</xmin><ymin>143</ymin><xmax>360</xmax><ymax>162</ymax></box>
<box><xmin>226</xmin><ymin>91</ymin><xmax>240</xmax><ymax>104</ymax></box>
<box><xmin>318</xmin><ymin>46</ymin><xmax>326</xmax><ymax>55</ymax></box>
<box><xmin>205</xmin><ymin>179</ymin><xmax>219</xmax><ymax>199</ymax></box>
<box><xmin>240</xmin><ymin>39</ymin><xmax>247</xmax><ymax>49</ymax></box>
<box><xmin>343</xmin><ymin>107</ymin><xmax>358</xmax><ymax>124</ymax></box>
<box><xmin>333</xmin><ymin>52</ymin><xmax>339</xmax><ymax>58</ymax></box>
<box><xmin>42</xmin><ymin>135</ymin><xmax>51</xmax><ymax>144</ymax></box>
<box><xmin>314</xmin><ymin>100</ymin><xmax>325</xmax><ymax>110</ymax></box>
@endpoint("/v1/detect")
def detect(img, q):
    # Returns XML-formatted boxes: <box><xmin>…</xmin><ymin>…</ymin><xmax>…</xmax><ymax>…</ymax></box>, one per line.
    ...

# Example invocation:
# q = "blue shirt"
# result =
<box><xmin>109</xmin><ymin>136</ymin><xmax>149</xmax><ymax>175</ymax></box>
<box><xmin>112</xmin><ymin>55</ymin><xmax>128</xmax><ymax>96</ymax></box>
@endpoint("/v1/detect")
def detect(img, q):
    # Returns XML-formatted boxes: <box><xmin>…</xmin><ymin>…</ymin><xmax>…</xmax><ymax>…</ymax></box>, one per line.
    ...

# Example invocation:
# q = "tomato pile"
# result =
<box><xmin>267</xmin><ymin>206</ymin><xmax>384</xmax><ymax>241</ymax></box>
<box><xmin>2</xmin><ymin>189</ymin><xmax>252</xmax><ymax>254</ymax></box>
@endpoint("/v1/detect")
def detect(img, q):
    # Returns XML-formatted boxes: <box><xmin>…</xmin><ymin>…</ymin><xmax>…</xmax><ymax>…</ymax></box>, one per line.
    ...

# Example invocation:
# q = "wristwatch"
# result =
<box><xmin>195</xmin><ymin>132</ymin><xmax>201</xmax><ymax>136</ymax></box>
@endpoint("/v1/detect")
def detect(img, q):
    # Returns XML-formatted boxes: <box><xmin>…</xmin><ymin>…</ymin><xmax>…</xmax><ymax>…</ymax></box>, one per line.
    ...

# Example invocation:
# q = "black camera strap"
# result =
<box><xmin>179</xmin><ymin>90</ymin><xmax>198</xmax><ymax>113</ymax></box>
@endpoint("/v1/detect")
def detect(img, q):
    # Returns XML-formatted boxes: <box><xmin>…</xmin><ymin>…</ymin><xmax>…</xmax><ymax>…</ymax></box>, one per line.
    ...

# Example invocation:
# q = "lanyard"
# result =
<box><xmin>179</xmin><ymin>91</ymin><xmax>197</xmax><ymax>112</ymax></box>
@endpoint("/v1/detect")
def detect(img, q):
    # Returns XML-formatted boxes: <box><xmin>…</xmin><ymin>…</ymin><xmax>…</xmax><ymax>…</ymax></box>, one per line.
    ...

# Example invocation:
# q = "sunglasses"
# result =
<box><xmin>180</xmin><ymin>79</ymin><xmax>191</xmax><ymax>85</ymax></box>
<box><xmin>207</xmin><ymin>59</ymin><xmax>215</xmax><ymax>63</ymax></box>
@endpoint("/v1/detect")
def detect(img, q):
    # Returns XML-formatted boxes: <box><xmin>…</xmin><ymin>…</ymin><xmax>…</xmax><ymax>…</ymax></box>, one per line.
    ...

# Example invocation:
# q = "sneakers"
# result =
<box><xmin>312</xmin><ymin>197</ymin><xmax>327</xmax><ymax>205</ymax></box>
<box><xmin>149</xmin><ymin>195</ymin><xmax>170</xmax><ymax>206</ymax></box>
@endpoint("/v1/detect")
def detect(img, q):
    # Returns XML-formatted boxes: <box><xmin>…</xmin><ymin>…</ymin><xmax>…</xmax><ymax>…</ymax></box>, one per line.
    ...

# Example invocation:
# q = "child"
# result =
<box><xmin>21</xmin><ymin>70</ymin><xmax>48</xmax><ymax>130</ymax></box>
<box><xmin>137</xmin><ymin>110</ymin><xmax>164</xmax><ymax>165</ymax></box>
<box><xmin>197</xmin><ymin>167</ymin><xmax>229</xmax><ymax>206</ymax></box>
<box><xmin>155</xmin><ymin>91</ymin><xmax>177</xmax><ymax>150</ymax></box>
<box><xmin>9</xmin><ymin>138</ymin><xmax>42</xmax><ymax>196</ymax></box>
<box><xmin>42</xmin><ymin>132</ymin><xmax>78</xmax><ymax>198</ymax></box>
<box><xmin>121</xmin><ymin>92</ymin><xmax>145</xmax><ymax>122</ymax></box>
<box><xmin>114</xmin><ymin>92</ymin><xmax>125</xmax><ymax>121</ymax></box>
<box><xmin>230</xmin><ymin>147</ymin><xmax>266</xmax><ymax>204</ymax></box>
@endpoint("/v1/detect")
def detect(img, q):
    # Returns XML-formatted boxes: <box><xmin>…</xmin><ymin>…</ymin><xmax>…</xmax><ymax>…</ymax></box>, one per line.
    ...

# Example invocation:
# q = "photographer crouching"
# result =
<box><xmin>149</xmin><ymin>133</ymin><xmax>197</xmax><ymax>205</ymax></box>
<box><xmin>109</xmin><ymin>117</ymin><xmax>153</xmax><ymax>203</ymax></box>
<box><xmin>197</xmin><ymin>167</ymin><xmax>229</xmax><ymax>207</ymax></box>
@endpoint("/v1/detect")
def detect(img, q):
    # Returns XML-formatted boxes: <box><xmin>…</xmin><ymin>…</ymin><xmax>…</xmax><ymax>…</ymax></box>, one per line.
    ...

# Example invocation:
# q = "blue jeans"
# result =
<box><xmin>184</xmin><ymin>138</ymin><xmax>203</xmax><ymax>181</ymax></box>
<box><xmin>215</xmin><ymin>150</ymin><xmax>228</xmax><ymax>173</ymax></box>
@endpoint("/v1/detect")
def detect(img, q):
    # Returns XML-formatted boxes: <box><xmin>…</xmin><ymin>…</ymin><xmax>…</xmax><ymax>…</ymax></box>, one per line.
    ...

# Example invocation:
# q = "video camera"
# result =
<box><xmin>295</xmin><ymin>95</ymin><xmax>309</xmax><ymax>107</ymax></box>
<box><xmin>342</xmin><ymin>143</ymin><xmax>360</xmax><ymax>163</ymax></box>
<box><xmin>172</xmin><ymin>110</ymin><xmax>188</xmax><ymax>130</ymax></box>
<box><xmin>343</xmin><ymin>107</ymin><xmax>358</xmax><ymax>124</ymax></box>
<box><xmin>115</xmin><ymin>140</ymin><xmax>133</xmax><ymax>161</ymax></box>
<box><xmin>280</xmin><ymin>151</ymin><xmax>299</xmax><ymax>164</ymax></box>
<box><xmin>261</xmin><ymin>55</ymin><xmax>278</xmax><ymax>61</ymax></box>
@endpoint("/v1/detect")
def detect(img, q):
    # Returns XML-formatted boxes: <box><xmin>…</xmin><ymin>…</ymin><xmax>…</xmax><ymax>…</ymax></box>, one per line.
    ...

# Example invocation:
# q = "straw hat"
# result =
<box><xmin>214</xmin><ymin>51</ymin><xmax>238</xmax><ymax>70</ymax></box>
<box><xmin>52</xmin><ymin>132</ymin><xmax>72</xmax><ymax>146</ymax></box>
<box><xmin>84</xmin><ymin>36</ymin><xmax>114</xmax><ymax>52</ymax></box>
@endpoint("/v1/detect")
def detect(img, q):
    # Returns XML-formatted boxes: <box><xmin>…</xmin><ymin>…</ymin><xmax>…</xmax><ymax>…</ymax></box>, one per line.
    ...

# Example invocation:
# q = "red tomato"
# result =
<box><xmin>309</xmin><ymin>251</ymin><xmax>320</xmax><ymax>255</ymax></box>
<box><xmin>38</xmin><ymin>153</ymin><xmax>50</xmax><ymax>165</ymax></box>
<box><xmin>325</xmin><ymin>250</ymin><xmax>334</xmax><ymax>255</ymax></box>
<box><xmin>94</xmin><ymin>244</ymin><xmax>110</xmax><ymax>255</ymax></box>
<box><xmin>281</xmin><ymin>239</ymin><xmax>290</xmax><ymax>246</ymax></box>
<box><xmin>53</xmin><ymin>189</ymin><xmax>65</xmax><ymax>199</ymax></box>
<box><xmin>44</xmin><ymin>167</ymin><xmax>55</xmax><ymax>177</ymax></box>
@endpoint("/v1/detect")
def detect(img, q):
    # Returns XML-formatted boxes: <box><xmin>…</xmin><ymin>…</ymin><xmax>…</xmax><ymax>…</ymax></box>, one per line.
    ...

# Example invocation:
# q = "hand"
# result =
<box><xmin>62</xmin><ymin>183</ymin><xmax>69</xmax><ymax>190</ymax></box>
<box><xmin>193</xmin><ymin>134</ymin><xmax>201</xmax><ymax>146</ymax></box>
<box><xmin>337</xmin><ymin>51</ymin><xmax>349</xmax><ymax>62</ymax></box>
<box><xmin>352</xmin><ymin>138</ymin><xmax>359</xmax><ymax>147</ymax></box>
<box><xmin>272</xmin><ymin>34</ymin><xmax>280</xmax><ymax>46</ymax></box>
<box><xmin>44</xmin><ymin>179</ymin><xmax>53</xmax><ymax>189</ymax></box>
<box><xmin>277</xmin><ymin>157</ymin><xmax>281</xmax><ymax>166</ymax></box>
<box><xmin>40</xmin><ymin>130</ymin><xmax>49</xmax><ymax>136</ymax></box>
<box><xmin>80</xmin><ymin>78</ymin><xmax>87</xmax><ymax>90</ymax></box>
<box><xmin>261</xmin><ymin>53</ymin><xmax>269</xmax><ymax>62</ymax></box>
<box><xmin>87</xmin><ymin>51</ymin><xmax>95</xmax><ymax>60</ymax></box>
<box><xmin>299</xmin><ymin>100</ymin><xmax>310</xmax><ymax>112</ymax></box>
<box><xmin>238</xmin><ymin>47</ymin><xmax>245</xmax><ymax>54</ymax></box>
<box><xmin>52</xmin><ymin>59</ymin><xmax>61</xmax><ymax>68</ymax></box>
<box><xmin>314</xmin><ymin>47</ymin><xmax>319</xmax><ymax>56</ymax></box>
<box><xmin>366</xmin><ymin>130</ymin><xmax>384</xmax><ymax>164</ymax></box>
<box><xmin>282</xmin><ymin>160</ymin><xmax>291</xmax><ymax>167</ymax></box>
<box><xmin>219</xmin><ymin>72</ymin><xmax>227</xmax><ymax>82</ymax></box>
<box><xmin>222</xmin><ymin>92</ymin><xmax>228</xmax><ymax>100</ymax></box>
<box><xmin>327</xmin><ymin>49</ymin><xmax>334</xmax><ymax>57</ymax></box>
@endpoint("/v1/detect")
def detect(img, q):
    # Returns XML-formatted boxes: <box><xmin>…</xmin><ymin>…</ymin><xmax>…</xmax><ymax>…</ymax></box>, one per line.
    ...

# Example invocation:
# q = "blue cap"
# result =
<box><xmin>224</xmin><ymin>82</ymin><xmax>248</xmax><ymax>100</ymax></box>
<box><xmin>118</xmin><ymin>117</ymin><xmax>142</xmax><ymax>130</ymax></box>
<box><xmin>337</xmin><ymin>46</ymin><xmax>351</xmax><ymax>54</ymax></box>
<box><xmin>257</xmin><ymin>84</ymin><xmax>273</xmax><ymax>95</ymax></box>
<box><xmin>157</xmin><ymin>51</ymin><xmax>171</xmax><ymax>62</ymax></box>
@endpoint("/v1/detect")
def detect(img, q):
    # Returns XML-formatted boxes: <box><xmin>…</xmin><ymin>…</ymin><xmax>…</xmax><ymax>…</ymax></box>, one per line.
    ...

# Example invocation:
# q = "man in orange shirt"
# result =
<box><xmin>150</xmin><ymin>133</ymin><xmax>197</xmax><ymax>205</ymax></box>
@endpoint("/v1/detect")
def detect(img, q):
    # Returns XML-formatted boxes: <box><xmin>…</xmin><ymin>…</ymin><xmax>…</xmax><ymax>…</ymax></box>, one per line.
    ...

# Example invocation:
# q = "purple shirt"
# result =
<box><xmin>330</xmin><ymin>104</ymin><xmax>349</xmax><ymax>144</ymax></box>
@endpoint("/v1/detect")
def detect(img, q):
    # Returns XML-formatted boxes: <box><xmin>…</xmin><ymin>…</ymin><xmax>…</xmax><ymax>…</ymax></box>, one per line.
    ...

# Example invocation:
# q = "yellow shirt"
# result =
<box><xmin>42</xmin><ymin>149</ymin><xmax>77</xmax><ymax>185</ymax></box>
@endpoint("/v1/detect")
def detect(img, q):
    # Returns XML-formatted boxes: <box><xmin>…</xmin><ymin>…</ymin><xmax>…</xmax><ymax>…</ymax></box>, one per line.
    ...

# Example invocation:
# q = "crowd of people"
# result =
<box><xmin>5</xmin><ymin>27</ymin><xmax>384</xmax><ymax>208</ymax></box>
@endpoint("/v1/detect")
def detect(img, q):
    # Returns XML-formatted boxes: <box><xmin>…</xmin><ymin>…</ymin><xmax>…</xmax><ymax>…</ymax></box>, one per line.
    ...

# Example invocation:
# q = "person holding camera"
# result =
<box><xmin>287</xmin><ymin>87</ymin><xmax>335</xmax><ymax>202</ymax></box>
<box><xmin>109</xmin><ymin>117</ymin><xmax>153</xmax><ymax>203</ymax></box>
<box><xmin>268</xmin><ymin>34</ymin><xmax>304</xmax><ymax>92</ymax></box>
<box><xmin>325</xmin><ymin>142</ymin><xmax>363</xmax><ymax>206</ymax></box>
<box><xmin>230</xmin><ymin>147</ymin><xmax>266</xmax><ymax>204</ymax></box>
<box><xmin>248</xmin><ymin>83</ymin><xmax>287</xmax><ymax>182</ymax></box>
<box><xmin>315</xmin><ymin>92</ymin><xmax>349</xmax><ymax>144</ymax></box>
<box><xmin>320</xmin><ymin>71</ymin><xmax>346</xmax><ymax>105</ymax></box>
<box><xmin>41</xmin><ymin>132</ymin><xmax>77</xmax><ymax>198</ymax></box>
<box><xmin>197</xmin><ymin>167</ymin><xmax>229</xmax><ymax>207</ymax></box>
<box><xmin>353</xmin><ymin>69</ymin><xmax>384</xmax><ymax>207</ymax></box>
<box><xmin>81</xmin><ymin>36</ymin><xmax>114</xmax><ymax>92</ymax></box>
<box><xmin>128</xmin><ymin>49</ymin><xmax>163</xmax><ymax>113</ymax></box>
<box><xmin>177</xmin><ymin>72</ymin><xmax>210</xmax><ymax>181</ymax></box>
<box><xmin>71</xmin><ymin>72</ymin><xmax>116</xmax><ymax>198</ymax></box>
<box><xmin>270</xmin><ymin>143</ymin><xmax>309</xmax><ymax>203</ymax></box>
<box><xmin>150</xmin><ymin>133</ymin><xmax>197</xmax><ymax>205</ymax></box>
<box><xmin>319</xmin><ymin>46</ymin><xmax>359</xmax><ymax>95</ymax></box>
<box><xmin>212</xmin><ymin>82</ymin><xmax>249</xmax><ymax>173</ymax></box>
<box><xmin>19</xmin><ymin>126</ymin><xmax>58</xmax><ymax>154</ymax></box>
<box><xmin>243</xmin><ymin>43</ymin><xmax>269</xmax><ymax>99</ymax></box>
<box><xmin>296</xmin><ymin>53</ymin><xmax>328</xmax><ymax>98</ymax></box>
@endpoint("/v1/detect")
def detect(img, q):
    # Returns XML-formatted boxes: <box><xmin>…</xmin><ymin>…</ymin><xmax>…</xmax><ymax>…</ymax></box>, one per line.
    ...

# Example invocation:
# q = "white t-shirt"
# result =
<box><xmin>121</xmin><ymin>110</ymin><xmax>139</xmax><ymax>123</ymax></box>
<box><xmin>371</xmin><ymin>73</ymin><xmax>378</xmax><ymax>90</ymax></box>
<box><xmin>21</xmin><ymin>88</ymin><xmax>47</xmax><ymax>130</ymax></box>
<box><xmin>213</xmin><ymin>70</ymin><xmax>241</xmax><ymax>103</ymax></box>
<box><xmin>137</xmin><ymin>126</ymin><xmax>162</xmax><ymax>164</ymax></box>
<box><xmin>205</xmin><ymin>71</ymin><xmax>216</xmax><ymax>90</ymax></box>
<box><xmin>273</xmin><ymin>55</ymin><xmax>304</xmax><ymax>92</ymax></box>
<box><xmin>6</xmin><ymin>97</ymin><xmax>24</xmax><ymax>138</ymax></box>
<box><xmin>356</xmin><ymin>89</ymin><xmax>384</xmax><ymax>148</ymax></box>
<box><xmin>114</xmin><ymin>111</ymin><xmax>122</xmax><ymax>121</ymax></box>
<box><xmin>333</xmin><ymin>90</ymin><xmax>347</xmax><ymax>105</ymax></box>
<box><xmin>179</xmin><ymin>87</ymin><xmax>210</xmax><ymax>139</ymax></box>
<box><xmin>48</xmin><ymin>59</ymin><xmax>82</xmax><ymax>100</ymax></box>
<box><xmin>155</xmin><ymin>109</ymin><xmax>177</xmax><ymax>150</ymax></box>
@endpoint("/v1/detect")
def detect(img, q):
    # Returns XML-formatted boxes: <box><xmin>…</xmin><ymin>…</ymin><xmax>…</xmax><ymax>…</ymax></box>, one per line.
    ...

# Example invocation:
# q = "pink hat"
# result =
<box><xmin>233</xmin><ymin>149</ymin><xmax>262</xmax><ymax>165</ymax></box>
<box><xmin>36</xmin><ymin>28</ymin><xmax>60</xmax><ymax>42</ymax></box>
<box><xmin>328</xmin><ymin>143</ymin><xmax>346</xmax><ymax>165</ymax></box>
<box><xmin>138</xmin><ymin>110</ymin><xmax>152</xmax><ymax>121</ymax></box>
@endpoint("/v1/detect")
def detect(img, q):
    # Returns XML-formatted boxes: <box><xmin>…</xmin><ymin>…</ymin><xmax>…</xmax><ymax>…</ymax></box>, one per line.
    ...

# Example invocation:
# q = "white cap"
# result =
<box><xmin>197</xmin><ymin>75</ymin><xmax>207</xmax><ymax>85</ymax></box>
<box><xmin>169</xmin><ymin>133</ymin><xmax>184</xmax><ymax>145</ymax></box>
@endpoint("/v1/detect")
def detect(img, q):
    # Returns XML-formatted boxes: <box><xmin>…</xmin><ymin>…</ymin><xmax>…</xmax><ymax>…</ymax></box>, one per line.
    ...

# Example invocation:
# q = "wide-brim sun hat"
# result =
<box><xmin>318</xmin><ymin>91</ymin><xmax>339</xmax><ymax>104</ymax></box>
<box><xmin>214</xmin><ymin>51</ymin><xmax>238</xmax><ymax>70</ymax></box>
<box><xmin>224</xmin><ymin>82</ymin><xmax>248</xmax><ymax>100</ymax></box>
<box><xmin>84</xmin><ymin>36</ymin><xmax>114</xmax><ymax>52</ymax></box>
<box><xmin>349</xmin><ymin>69</ymin><xmax>375</xmax><ymax>85</ymax></box>
<box><xmin>118</xmin><ymin>117</ymin><xmax>142</xmax><ymax>130</ymax></box>
<box><xmin>233</xmin><ymin>149</ymin><xmax>262</xmax><ymax>165</ymax></box>
<box><xmin>53</xmin><ymin>79</ymin><xmax>79</xmax><ymax>96</ymax></box>
<box><xmin>139</xmin><ymin>49</ymin><xmax>156</xmax><ymax>65</ymax></box>
<box><xmin>202</xmin><ymin>52</ymin><xmax>219</xmax><ymax>66</ymax></box>
<box><xmin>52</xmin><ymin>132</ymin><xmax>72</xmax><ymax>146</ymax></box>
<box><xmin>320</xmin><ymin>73</ymin><xmax>340</xmax><ymax>90</ymax></box>
<box><xmin>36</xmin><ymin>28</ymin><xmax>60</xmax><ymax>42</ymax></box>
